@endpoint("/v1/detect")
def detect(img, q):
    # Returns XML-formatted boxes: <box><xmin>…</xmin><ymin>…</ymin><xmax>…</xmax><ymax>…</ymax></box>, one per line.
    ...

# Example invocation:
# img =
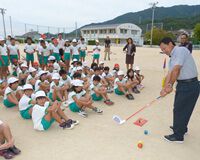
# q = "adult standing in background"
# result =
<box><xmin>104</xmin><ymin>36</ymin><xmax>111</xmax><ymax>61</ymax></box>
<box><xmin>57</xmin><ymin>33</ymin><xmax>65</xmax><ymax>58</ymax></box>
<box><xmin>6</xmin><ymin>35</ymin><xmax>12</xmax><ymax>46</ymax></box>
<box><xmin>179</xmin><ymin>33</ymin><xmax>193</xmax><ymax>54</ymax></box>
<box><xmin>123</xmin><ymin>38</ymin><xmax>136</xmax><ymax>70</ymax></box>
<box><xmin>160</xmin><ymin>37</ymin><xmax>199</xmax><ymax>143</ymax></box>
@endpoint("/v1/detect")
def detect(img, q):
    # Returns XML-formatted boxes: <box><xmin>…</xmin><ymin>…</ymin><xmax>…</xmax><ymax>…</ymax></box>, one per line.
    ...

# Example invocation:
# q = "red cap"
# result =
<box><xmin>33</xmin><ymin>62</ymin><xmax>39</xmax><ymax>66</ymax></box>
<box><xmin>114</xmin><ymin>63</ymin><xmax>120</xmax><ymax>68</ymax></box>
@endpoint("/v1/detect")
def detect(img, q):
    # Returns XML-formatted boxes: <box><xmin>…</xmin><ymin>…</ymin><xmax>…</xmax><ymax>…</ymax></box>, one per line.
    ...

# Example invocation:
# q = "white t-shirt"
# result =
<box><xmin>68</xmin><ymin>90</ymin><xmax>86</xmax><ymax>105</ymax></box>
<box><xmin>57</xmin><ymin>39</ymin><xmax>65</xmax><ymax>49</ymax></box>
<box><xmin>0</xmin><ymin>44</ymin><xmax>8</xmax><ymax>56</ymax></box>
<box><xmin>4</xmin><ymin>86</ymin><xmax>22</xmax><ymax>100</ymax></box>
<box><xmin>19</xmin><ymin>94</ymin><xmax>32</xmax><ymax>111</ymax></box>
<box><xmin>64</xmin><ymin>46</ymin><xmax>72</xmax><ymax>53</ymax></box>
<box><xmin>40</xmin><ymin>45</ymin><xmax>51</xmax><ymax>56</ymax></box>
<box><xmin>71</xmin><ymin>45</ymin><xmax>80</xmax><ymax>55</ymax></box>
<box><xmin>26</xmin><ymin>74</ymin><xmax>36</xmax><ymax>84</ymax></box>
<box><xmin>90</xmin><ymin>83</ymin><xmax>102</xmax><ymax>95</ymax></box>
<box><xmin>90</xmin><ymin>74</ymin><xmax>103</xmax><ymax>84</ymax></box>
<box><xmin>51</xmin><ymin>44</ymin><xmax>59</xmax><ymax>53</ymax></box>
<box><xmin>93</xmin><ymin>45</ymin><xmax>101</xmax><ymax>55</ymax></box>
<box><xmin>114</xmin><ymin>78</ymin><xmax>127</xmax><ymax>89</ymax></box>
<box><xmin>8</xmin><ymin>44</ymin><xmax>19</xmax><ymax>55</ymax></box>
<box><xmin>24</xmin><ymin>44</ymin><xmax>35</xmax><ymax>54</ymax></box>
<box><xmin>80</xmin><ymin>43</ymin><xmax>87</xmax><ymax>51</ymax></box>
<box><xmin>102</xmin><ymin>72</ymin><xmax>113</xmax><ymax>78</ymax></box>
<box><xmin>32</xmin><ymin>101</ymin><xmax>50</xmax><ymax>131</ymax></box>
<box><xmin>60</xmin><ymin>76</ymin><xmax>71</xmax><ymax>86</ymax></box>
<box><xmin>50</xmin><ymin>81</ymin><xmax>62</xmax><ymax>93</ymax></box>
<box><xmin>35</xmin><ymin>80</ymin><xmax>41</xmax><ymax>91</ymax></box>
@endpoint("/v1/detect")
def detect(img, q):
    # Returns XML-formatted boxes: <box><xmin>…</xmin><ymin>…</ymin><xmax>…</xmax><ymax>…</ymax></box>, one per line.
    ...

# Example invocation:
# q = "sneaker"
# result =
<box><xmin>9</xmin><ymin>146</ymin><xmax>21</xmax><ymax>155</ymax></box>
<box><xmin>126</xmin><ymin>94</ymin><xmax>134</xmax><ymax>100</ymax></box>
<box><xmin>78</xmin><ymin>109</ymin><xmax>88</xmax><ymax>118</ymax></box>
<box><xmin>104</xmin><ymin>100</ymin><xmax>114</xmax><ymax>106</ymax></box>
<box><xmin>164</xmin><ymin>134</ymin><xmax>184</xmax><ymax>143</ymax></box>
<box><xmin>59</xmin><ymin>122</ymin><xmax>74</xmax><ymax>129</ymax></box>
<box><xmin>67</xmin><ymin>119</ymin><xmax>79</xmax><ymax>126</ymax></box>
<box><xmin>132</xmin><ymin>87</ymin><xmax>140</xmax><ymax>94</ymax></box>
<box><xmin>92</xmin><ymin>107</ymin><xmax>103</xmax><ymax>114</ymax></box>
<box><xmin>169</xmin><ymin>126</ymin><xmax>188</xmax><ymax>135</ymax></box>
<box><xmin>0</xmin><ymin>149</ymin><xmax>14</xmax><ymax>159</ymax></box>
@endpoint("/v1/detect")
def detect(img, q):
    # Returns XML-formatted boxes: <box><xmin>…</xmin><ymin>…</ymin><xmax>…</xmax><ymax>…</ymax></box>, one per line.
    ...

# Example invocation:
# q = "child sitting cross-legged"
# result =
<box><xmin>90</xmin><ymin>75</ymin><xmax>114</xmax><ymax>106</ymax></box>
<box><xmin>32</xmin><ymin>91</ymin><xmax>79</xmax><ymax>131</ymax></box>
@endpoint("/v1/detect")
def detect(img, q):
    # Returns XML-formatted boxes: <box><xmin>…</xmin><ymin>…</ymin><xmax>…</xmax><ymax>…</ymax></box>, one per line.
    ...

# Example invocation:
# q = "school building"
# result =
<box><xmin>80</xmin><ymin>23</ymin><xmax>144</xmax><ymax>46</ymax></box>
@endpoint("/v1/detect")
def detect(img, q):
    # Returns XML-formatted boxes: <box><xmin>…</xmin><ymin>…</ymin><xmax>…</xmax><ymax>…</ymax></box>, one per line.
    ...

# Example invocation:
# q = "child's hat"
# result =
<box><xmin>23</xmin><ymin>84</ymin><xmax>33</xmax><ymax>90</ymax></box>
<box><xmin>39</xmin><ymin>38</ymin><xmax>44</xmax><ymax>41</ymax></box>
<box><xmin>117</xmin><ymin>70</ymin><xmax>124</xmax><ymax>76</ymax></box>
<box><xmin>99</xmin><ymin>61</ymin><xmax>104</xmax><ymax>64</ymax></box>
<box><xmin>52</xmin><ymin>73</ymin><xmax>60</xmax><ymax>80</ymax></box>
<box><xmin>72</xmin><ymin>59</ymin><xmax>78</xmax><ymax>63</ymax></box>
<box><xmin>35</xmin><ymin>90</ymin><xmax>46</xmax><ymax>99</ymax></box>
<box><xmin>29</xmin><ymin>67</ymin><xmax>37</xmax><ymax>73</ymax></box>
<box><xmin>95</xmin><ymin>39</ymin><xmax>99</xmax><ymax>43</ymax></box>
<box><xmin>71</xmin><ymin>79</ymin><xmax>83</xmax><ymax>87</ymax></box>
<box><xmin>82</xmin><ymin>61</ymin><xmax>87</xmax><ymax>67</ymax></box>
<box><xmin>53</xmin><ymin>63</ymin><xmax>60</xmax><ymax>70</ymax></box>
<box><xmin>48</xmin><ymin>56</ymin><xmax>56</xmax><ymax>61</ymax></box>
<box><xmin>21</xmin><ymin>63</ymin><xmax>28</xmax><ymax>68</ymax></box>
<box><xmin>72</xmin><ymin>39</ymin><xmax>77</xmax><ymax>43</ymax></box>
<box><xmin>134</xmin><ymin>66</ymin><xmax>140</xmax><ymax>71</ymax></box>
<box><xmin>65</xmin><ymin>39</ymin><xmax>69</xmax><ymax>42</ymax></box>
<box><xmin>76</xmin><ymin>66</ymin><xmax>83</xmax><ymax>71</ymax></box>
<box><xmin>8</xmin><ymin>77</ymin><xmax>19</xmax><ymax>84</ymax></box>
<box><xmin>0</xmin><ymin>36</ymin><xmax>4</xmax><ymax>41</ymax></box>
<box><xmin>114</xmin><ymin>63</ymin><xmax>120</xmax><ymax>68</ymax></box>
<box><xmin>38</xmin><ymin>70</ymin><xmax>47</xmax><ymax>77</ymax></box>
<box><xmin>33</xmin><ymin>61</ymin><xmax>39</xmax><ymax>66</ymax></box>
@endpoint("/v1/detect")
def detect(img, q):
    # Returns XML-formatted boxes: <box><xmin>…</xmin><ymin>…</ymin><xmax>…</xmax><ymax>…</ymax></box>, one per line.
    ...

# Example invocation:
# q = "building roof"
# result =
<box><xmin>81</xmin><ymin>23</ymin><xmax>141</xmax><ymax>30</ymax></box>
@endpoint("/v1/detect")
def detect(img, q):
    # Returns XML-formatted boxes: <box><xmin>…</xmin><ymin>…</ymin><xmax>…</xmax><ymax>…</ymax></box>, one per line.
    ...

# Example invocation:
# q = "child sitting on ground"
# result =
<box><xmin>134</xmin><ymin>66</ymin><xmax>144</xmax><ymax>90</ymax></box>
<box><xmin>32</xmin><ymin>90</ymin><xmax>78</xmax><ymax>131</ymax></box>
<box><xmin>68</xmin><ymin>79</ymin><xmax>103</xmax><ymax>118</ymax></box>
<box><xmin>112</xmin><ymin>63</ymin><xmax>120</xmax><ymax>78</ymax></box>
<box><xmin>102</xmin><ymin>66</ymin><xmax>115</xmax><ymax>93</ymax></box>
<box><xmin>19</xmin><ymin>84</ymin><xmax>35</xmax><ymax>119</ymax></box>
<box><xmin>3</xmin><ymin>77</ymin><xmax>23</xmax><ymax>108</ymax></box>
<box><xmin>114</xmin><ymin>70</ymin><xmax>134</xmax><ymax>100</ymax></box>
<box><xmin>26</xmin><ymin>67</ymin><xmax>37</xmax><ymax>86</ymax></box>
<box><xmin>90</xmin><ymin>75</ymin><xmax>114</xmax><ymax>106</ymax></box>
<box><xmin>18</xmin><ymin>63</ymin><xmax>29</xmax><ymax>86</ymax></box>
<box><xmin>0</xmin><ymin>79</ymin><xmax>7</xmax><ymax>97</ymax></box>
<box><xmin>126</xmin><ymin>69</ymin><xmax>140</xmax><ymax>94</ymax></box>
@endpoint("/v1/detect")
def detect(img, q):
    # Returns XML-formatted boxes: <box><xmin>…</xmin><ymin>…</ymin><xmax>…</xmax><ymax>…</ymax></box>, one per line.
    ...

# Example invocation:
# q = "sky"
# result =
<box><xmin>0</xmin><ymin>0</ymin><xmax>199</xmax><ymax>36</ymax></box>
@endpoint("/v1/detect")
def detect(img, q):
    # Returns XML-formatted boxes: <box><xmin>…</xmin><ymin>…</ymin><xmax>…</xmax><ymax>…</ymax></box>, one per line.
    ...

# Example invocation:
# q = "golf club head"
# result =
<box><xmin>113</xmin><ymin>115</ymin><xmax>125</xmax><ymax>125</ymax></box>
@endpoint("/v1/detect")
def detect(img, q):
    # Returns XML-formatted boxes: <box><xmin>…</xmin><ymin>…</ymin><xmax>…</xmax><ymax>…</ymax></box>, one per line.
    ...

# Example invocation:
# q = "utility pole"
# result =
<box><xmin>149</xmin><ymin>2</ymin><xmax>158</xmax><ymax>47</ymax></box>
<box><xmin>9</xmin><ymin>16</ymin><xmax>13</xmax><ymax>37</ymax></box>
<box><xmin>75</xmin><ymin>22</ymin><xmax>77</xmax><ymax>39</ymax></box>
<box><xmin>25</xmin><ymin>23</ymin><xmax>27</xmax><ymax>34</ymax></box>
<box><xmin>0</xmin><ymin>8</ymin><xmax>7</xmax><ymax>38</ymax></box>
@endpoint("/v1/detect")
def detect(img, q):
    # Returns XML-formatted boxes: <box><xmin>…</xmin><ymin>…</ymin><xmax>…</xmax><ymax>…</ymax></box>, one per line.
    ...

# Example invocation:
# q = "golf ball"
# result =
<box><xmin>144</xmin><ymin>130</ymin><xmax>148</xmax><ymax>135</ymax></box>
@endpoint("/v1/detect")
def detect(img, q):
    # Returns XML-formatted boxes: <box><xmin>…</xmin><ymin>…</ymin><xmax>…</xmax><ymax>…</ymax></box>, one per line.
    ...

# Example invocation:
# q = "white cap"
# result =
<box><xmin>65</xmin><ymin>39</ymin><xmax>69</xmax><ymax>42</ymax></box>
<box><xmin>72</xmin><ymin>58</ymin><xmax>78</xmax><ymax>62</ymax></box>
<box><xmin>76</xmin><ymin>66</ymin><xmax>83</xmax><ymax>71</ymax></box>
<box><xmin>38</xmin><ymin>70</ymin><xmax>47</xmax><ymax>77</ymax></box>
<box><xmin>39</xmin><ymin>38</ymin><xmax>44</xmax><ymax>41</ymax></box>
<box><xmin>99</xmin><ymin>61</ymin><xmax>104</xmax><ymax>64</ymax></box>
<box><xmin>23</xmin><ymin>84</ymin><xmax>33</xmax><ymax>90</ymax></box>
<box><xmin>35</xmin><ymin>90</ymin><xmax>46</xmax><ymax>99</ymax></box>
<box><xmin>71</xmin><ymin>79</ymin><xmax>83</xmax><ymax>87</ymax></box>
<box><xmin>0</xmin><ymin>36</ymin><xmax>4</xmax><ymax>41</ymax></box>
<box><xmin>117</xmin><ymin>70</ymin><xmax>124</xmax><ymax>76</ymax></box>
<box><xmin>134</xmin><ymin>66</ymin><xmax>140</xmax><ymax>71</ymax></box>
<box><xmin>96</xmin><ymin>39</ymin><xmax>99</xmax><ymax>43</ymax></box>
<box><xmin>8</xmin><ymin>77</ymin><xmax>19</xmax><ymax>84</ymax></box>
<box><xmin>53</xmin><ymin>63</ymin><xmax>60</xmax><ymax>70</ymax></box>
<box><xmin>48</xmin><ymin>56</ymin><xmax>56</xmax><ymax>61</ymax></box>
<box><xmin>29</xmin><ymin>67</ymin><xmax>37</xmax><ymax>73</ymax></box>
<box><xmin>52</xmin><ymin>73</ymin><xmax>60</xmax><ymax>80</ymax></box>
<box><xmin>82</xmin><ymin>61</ymin><xmax>87</xmax><ymax>67</ymax></box>
<box><xmin>21</xmin><ymin>63</ymin><xmax>28</xmax><ymax>68</ymax></box>
<box><xmin>72</xmin><ymin>39</ymin><xmax>77</xmax><ymax>43</ymax></box>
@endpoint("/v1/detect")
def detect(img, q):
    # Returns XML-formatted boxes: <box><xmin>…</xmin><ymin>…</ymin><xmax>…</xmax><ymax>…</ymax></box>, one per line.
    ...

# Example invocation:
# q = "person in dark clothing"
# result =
<box><xmin>123</xmin><ymin>38</ymin><xmax>136</xmax><ymax>70</ymax></box>
<box><xmin>179</xmin><ymin>33</ymin><xmax>193</xmax><ymax>54</ymax></box>
<box><xmin>104</xmin><ymin>36</ymin><xmax>111</xmax><ymax>61</ymax></box>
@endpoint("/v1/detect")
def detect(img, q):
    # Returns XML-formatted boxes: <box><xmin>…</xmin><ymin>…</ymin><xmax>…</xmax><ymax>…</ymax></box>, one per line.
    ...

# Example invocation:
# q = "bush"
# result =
<box><xmin>88</xmin><ymin>40</ymin><xmax>96</xmax><ymax>45</ymax></box>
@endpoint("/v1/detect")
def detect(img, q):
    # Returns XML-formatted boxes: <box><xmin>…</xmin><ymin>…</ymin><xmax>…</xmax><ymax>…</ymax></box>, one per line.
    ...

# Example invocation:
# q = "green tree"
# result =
<box><xmin>193</xmin><ymin>23</ymin><xmax>200</xmax><ymax>41</ymax></box>
<box><xmin>145</xmin><ymin>28</ymin><xmax>175</xmax><ymax>45</ymax></box>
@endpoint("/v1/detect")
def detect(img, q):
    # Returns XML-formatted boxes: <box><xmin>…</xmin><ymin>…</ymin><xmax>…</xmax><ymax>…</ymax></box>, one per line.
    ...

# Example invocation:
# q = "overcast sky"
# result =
<box><xmin>0</xmin><ymin>0</ymin><xmax>199</xmax><ymax>36</ymax></box>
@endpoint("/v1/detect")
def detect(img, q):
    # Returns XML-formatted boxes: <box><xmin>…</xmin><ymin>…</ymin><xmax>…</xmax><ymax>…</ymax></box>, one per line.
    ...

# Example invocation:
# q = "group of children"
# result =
<box><xmin>0</xmin><ymin>36</ymin><xmax>145</xmax><ymax>131</ymax></box>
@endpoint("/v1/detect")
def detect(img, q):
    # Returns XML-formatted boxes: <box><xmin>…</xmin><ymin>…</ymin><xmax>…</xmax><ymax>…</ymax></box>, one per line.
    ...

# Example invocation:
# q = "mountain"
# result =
<box><xmin>68</xmin><ymin>5</ymin><xmax>200</xmax><ymax>36</ymax></box>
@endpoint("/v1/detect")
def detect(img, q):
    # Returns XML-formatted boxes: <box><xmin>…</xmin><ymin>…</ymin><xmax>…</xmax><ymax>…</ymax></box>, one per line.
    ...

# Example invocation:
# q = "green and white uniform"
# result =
<box><xmin>0</xmin><ymin>44</ymin><xmax>9</xmax><ymax>67</ymax></box>
<box><xmin>114</xmin><ymin>78</ymin><xmax>127</xmax><ymax>95</ymax></box>
<box><xmin>19</xmin><ymin>94</ymin><xmax>33</xmax><ymax>119</ymax></box>
<box><xmin>93</xmin><ymin>45</ymin><xmax>101</xmax><ymax>59</ymax></box>
<box><xmin>90</xmin><ymin>83</ymin><xmax>103</xmax><ymax>101</ymax></box>
<box><xmin>24</xmin><ymin>44</ymin><xmax>35</xmax><ymax>62</ymax></box>
<box><xmin>8</xmin><ymin>44</ymin><xmax>19</xmax><ymax>64</ymax></box>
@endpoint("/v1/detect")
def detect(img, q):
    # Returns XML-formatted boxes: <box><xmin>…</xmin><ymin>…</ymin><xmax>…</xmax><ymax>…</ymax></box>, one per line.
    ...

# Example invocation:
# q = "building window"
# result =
<box><xmin>91</xmin><ymin>30</ymin><xmax>94</xmax><ymax>34</ymax></box>
<box><xmin>120</xmin><ymin>29</ymin><xmax>127</xmax><ymax>34</ymax></box>
<box><xmin>131</xmin><ymin>30</ymin><xmax>137</xmax><ymax>35</ymax></box>
<box><xmin>83</xmin><ymin>31</ymin><xmax>86</xmax><ymax>34</ymax></box>
<box><xmin>87</xmin><ymin>31</ymin><xmax>90</xmax><ymax>34</ymax></box>
<box><xmin>99</xmin><ymin>29</ymin><xmax>107</xmax><ymax>34</ymax></box>
<box><xmin>109</xmin><ymin>29</ymin><xmax>116</xmax><ymax>34</ymax></box>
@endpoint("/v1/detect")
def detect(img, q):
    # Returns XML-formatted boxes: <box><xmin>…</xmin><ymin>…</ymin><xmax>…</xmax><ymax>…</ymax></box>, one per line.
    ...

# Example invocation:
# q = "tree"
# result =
<box><xmin>193</xmin><ymin>23</ymin><xmax>200</xmax><ymax>41</ymax></box>
<box><xmin>145</xmin><ymin>28</ymin><xmax>175</xmax><ymax>45</ymax></box>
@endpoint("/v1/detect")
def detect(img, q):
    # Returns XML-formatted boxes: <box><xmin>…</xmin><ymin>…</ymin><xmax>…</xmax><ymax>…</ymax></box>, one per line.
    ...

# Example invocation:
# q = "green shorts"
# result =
<box><xmin>10</xmin><ymin>55</ymin><xmax>18</xmax><ymax>64</ymax></box>
<box><xmin>26</xmin><ymin>53</ymin><xmax>34</xmax><ymax>62</ymax></box>
<box><xmin>3</xmin><ymin>99</ymin><xmax>16</xmax><ymax>108</ymax></box>
<box><xmin>69</xmin><ymin>102</ymin><xmax>80</xmax><ymax>112</ymax></box>
<box><xmin>0</xmin><ymin>55</ymin><xmax>9</xmax><ymax>67</ymax></box>
<box><xmin>48</xmin><ymin>92</ymin><xmax>61</xmax><ymax>101</ymax></box>
<box><xmin>41</xmin><ymin>117</ymin><xmax>55</xmax><ymax>130</ymax></box>
<box><xmin>91</xmin><ymin>93</ymin><xmax>103</xmax><ymax>101</ymax></box>
<box><xmin>72</xmin><ymin>55</ymin><xmax>80</xmax><ymax>61</ymax></box>
<box><xmin>64</xmin><ymin>52</ymin><xmax>71</xmax><ymax>61</ymax></box>
<box><xmin>93</xmin><ymin>54</ymin><xmax>100</xmax><ymax>59</ymax></box>
<box><xmin>20</xmin><ymin>105</ymin><xmax>32</xmax><ymax>119</ymax></box>
<box><xmin>80</xmin><ymin>51</ymin><xmax>86</xmax><ymax>58</ymax></box>
<box><xmin>39</xmin><ymin>56</ymin><xmax>49</xmax><ymax>65</ymax></box>
<box><xmin>114</xmin><ymin>88</ymin><xmax>125</xmax><ymax>95</ymax></box>
<box><xmin>52</xmin><ymin>53</ymin><xmax>60</xmax><ymax>61</ymax></box>
<box><xmin>12</xmin><ymin>71</ymin><xmax>17</xmax><ymax>77</ymax></box>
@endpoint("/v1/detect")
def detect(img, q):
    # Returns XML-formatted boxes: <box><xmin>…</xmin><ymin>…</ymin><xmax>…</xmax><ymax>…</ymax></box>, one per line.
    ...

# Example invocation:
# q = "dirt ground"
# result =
<box><xmin>0</xmin><ymin>45</ymin><xmax>199</xmax><ymax>160</ymax></box>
